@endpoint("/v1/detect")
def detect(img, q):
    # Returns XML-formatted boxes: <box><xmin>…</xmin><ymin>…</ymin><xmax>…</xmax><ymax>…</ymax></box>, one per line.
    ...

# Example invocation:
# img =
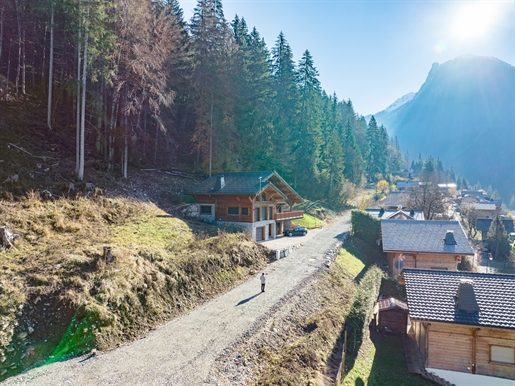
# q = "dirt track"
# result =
<box><xmin>2</xmin><ymin>213</ymin><xmax>351</xmax><ymax>386</ymax></box>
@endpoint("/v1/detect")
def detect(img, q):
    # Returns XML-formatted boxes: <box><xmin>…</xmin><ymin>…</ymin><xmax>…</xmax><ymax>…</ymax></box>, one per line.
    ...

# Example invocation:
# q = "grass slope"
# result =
<box><xmin>0</xmin><ymin>195</ymin><xmax>267</xmax><ymax>380</ymax></box>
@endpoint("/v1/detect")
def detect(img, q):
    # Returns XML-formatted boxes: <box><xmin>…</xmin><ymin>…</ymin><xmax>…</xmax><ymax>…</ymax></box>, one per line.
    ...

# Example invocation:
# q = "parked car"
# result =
<box><xmin>284</xmin><ymin>226</ymin><xmax>308</xmax><ymax>237</ymax></box>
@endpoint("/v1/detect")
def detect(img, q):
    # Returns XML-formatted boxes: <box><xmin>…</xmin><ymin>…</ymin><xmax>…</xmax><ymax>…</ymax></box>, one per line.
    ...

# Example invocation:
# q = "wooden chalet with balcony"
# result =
<box><xmin>184</xmin><ymin>171</ymin><xmax>304</xmax><ymax>241</ymax></box>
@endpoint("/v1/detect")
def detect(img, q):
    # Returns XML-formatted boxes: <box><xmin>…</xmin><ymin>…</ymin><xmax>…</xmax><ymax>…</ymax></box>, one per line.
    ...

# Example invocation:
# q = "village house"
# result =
<box><xmin>184</xmin><ymin>171</ymin><xmax>303</xmax><ymax>241</ymax></box>
<box><xmin>380</xmin><ymin>220</ymin><xmax>474</xmax><ymax>278</ymax></box>
<box><xmin>402</xmin><ymin>269</ymin><xmax>515</xmax><ymax>384</ymax></box>
<box><xmin>476</xmin><ymin>217</ymin><xmax>515</xmax><ymax>241</ymax></box>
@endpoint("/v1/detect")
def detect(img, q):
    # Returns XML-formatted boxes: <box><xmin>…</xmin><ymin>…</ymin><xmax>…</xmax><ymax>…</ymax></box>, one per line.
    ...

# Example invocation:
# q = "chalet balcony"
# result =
<box><xmin>274</xmin><ymin>210</ymin><xmax>304</xmax><ymax>221</ymax></box>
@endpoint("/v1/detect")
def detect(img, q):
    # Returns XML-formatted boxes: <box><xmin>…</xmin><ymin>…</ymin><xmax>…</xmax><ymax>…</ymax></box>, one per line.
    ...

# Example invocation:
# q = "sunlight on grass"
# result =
<box><xmin>295</xmin><ymin>214</ymin><xmax>323</xmax><ymax>229</ymax></box>
<box><xmin>336</xmin><ymin>248</ymin><xmax>365</xmax><ymax>279</ymax></box>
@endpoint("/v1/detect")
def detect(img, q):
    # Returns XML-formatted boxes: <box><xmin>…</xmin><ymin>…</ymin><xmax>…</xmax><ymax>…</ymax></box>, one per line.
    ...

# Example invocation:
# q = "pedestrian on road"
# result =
<box><xmin>260</xmin><ymin>273</ymin><xmax>266</xmax><ymax>292</ymax></box>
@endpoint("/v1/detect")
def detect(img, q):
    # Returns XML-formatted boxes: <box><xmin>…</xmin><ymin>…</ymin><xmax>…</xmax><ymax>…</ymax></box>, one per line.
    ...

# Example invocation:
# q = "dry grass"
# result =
<box><xmin>0</xmin><ymin>195</ymin><xmax>267</xmax><ymax>380</ymax></box>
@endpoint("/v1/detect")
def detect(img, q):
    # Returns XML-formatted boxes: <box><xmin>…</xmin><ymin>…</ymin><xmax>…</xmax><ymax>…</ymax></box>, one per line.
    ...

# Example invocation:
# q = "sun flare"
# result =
<box><xmin>451</xmin><ymin>3</ymin><xmax>497</xmax><ymax>40</ymax></box>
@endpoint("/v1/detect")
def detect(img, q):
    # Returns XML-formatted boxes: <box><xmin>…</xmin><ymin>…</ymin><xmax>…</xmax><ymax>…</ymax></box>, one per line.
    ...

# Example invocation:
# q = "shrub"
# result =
<box><xmin>351</xmin><ymin>210</ymin><xmax>380</xmax><ymax>245</ymax></box>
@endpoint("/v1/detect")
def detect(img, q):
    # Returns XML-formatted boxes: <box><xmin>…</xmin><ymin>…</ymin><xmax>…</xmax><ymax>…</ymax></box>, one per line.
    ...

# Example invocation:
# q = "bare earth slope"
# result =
<box><xmin>2</xmin><ymin>214</ymin><xmax>350</xmax><ymax>385</ymax></box>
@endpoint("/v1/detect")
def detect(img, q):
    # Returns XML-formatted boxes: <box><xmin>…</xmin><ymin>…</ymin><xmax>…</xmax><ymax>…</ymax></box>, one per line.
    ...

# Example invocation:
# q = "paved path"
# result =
<box><xmin>3</xmin><ymin>213</ymin><xmax>351</xmax><ymax>386</ymax></box>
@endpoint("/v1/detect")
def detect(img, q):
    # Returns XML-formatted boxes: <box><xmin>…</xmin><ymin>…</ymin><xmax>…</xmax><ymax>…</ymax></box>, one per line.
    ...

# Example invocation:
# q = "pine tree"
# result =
<box><xmin>487</xmin><ymin>216</ymin><xmax>511</xmax><ymax>261</ymax></box>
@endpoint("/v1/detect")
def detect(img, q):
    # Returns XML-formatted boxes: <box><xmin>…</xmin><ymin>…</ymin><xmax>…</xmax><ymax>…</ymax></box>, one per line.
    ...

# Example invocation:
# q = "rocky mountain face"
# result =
<box><xmin>374</xmin><ymin>55</ymin><xmax>515</xmax><ymax>201</ymax></box>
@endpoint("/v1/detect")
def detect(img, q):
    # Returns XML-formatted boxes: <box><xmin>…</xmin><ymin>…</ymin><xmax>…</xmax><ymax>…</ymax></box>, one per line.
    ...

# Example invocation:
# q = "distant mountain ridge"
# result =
<box><xmin>373</xmin><ymin>55</ymin><xmax>515</xmax><ymax>201</ymax></box>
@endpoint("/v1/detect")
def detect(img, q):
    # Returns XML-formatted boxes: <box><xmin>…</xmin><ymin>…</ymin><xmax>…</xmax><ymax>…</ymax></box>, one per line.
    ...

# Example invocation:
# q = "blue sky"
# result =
<box><xmin>178</xmin><ymin>0</ymin><xmax>515</xmax><ymax>116</ymax></box>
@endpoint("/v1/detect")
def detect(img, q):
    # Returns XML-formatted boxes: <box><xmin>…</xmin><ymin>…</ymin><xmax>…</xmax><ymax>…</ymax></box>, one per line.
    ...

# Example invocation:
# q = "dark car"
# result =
<box><xmin>284</xmin><ymin>226</ymin><xmax>308</xmax><ymax>237</ymax></box>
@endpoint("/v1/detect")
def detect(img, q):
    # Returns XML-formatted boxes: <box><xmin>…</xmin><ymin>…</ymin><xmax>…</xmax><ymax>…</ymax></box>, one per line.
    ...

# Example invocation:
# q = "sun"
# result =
<box><xmin>451</xmin><ymin>3</ymin><xmax>497</xmax><ymax>40</ymax></box>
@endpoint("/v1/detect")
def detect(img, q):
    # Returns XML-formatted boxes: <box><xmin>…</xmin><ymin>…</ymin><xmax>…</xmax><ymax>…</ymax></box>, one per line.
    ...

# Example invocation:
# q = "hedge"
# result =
<box><xmin>351</xmin><ymin>209</ymin><xmax>381</xmax><ymax>245</ymax></box>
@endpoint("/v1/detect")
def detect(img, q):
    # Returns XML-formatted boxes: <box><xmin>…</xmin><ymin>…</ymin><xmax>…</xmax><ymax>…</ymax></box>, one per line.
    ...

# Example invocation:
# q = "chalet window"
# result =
<box><xmin>241</xmin><ymin>207</ymin><xmax>249</xmax><ymax>216</ymax></box>
<box><xmin>269</xmin><ymin>207</ymin><xmax>273</xmax><ymax>219</ymax></box>
<box><xmin>200</xmin><ymin>205</ymin><xmax>212</xmax><ymax>215</ymax></box>
<box><xmin>491</xmin><ymin>346</ymin><xmax>515</xmax><ymax>365</ymax></box>
<box><xmin>255</xmin><ymin>208</ymin><xmax>260</xmax><ymax>221</ymax></box>
<box><xmin>262</xmin><ymin>193</ymin><xmax>267</xmax><ymax>201</ymax></box>
<box><xmin>227</xmin><ymin>207</ymin><xmax>239</xmax><ymax>215</ymax></box>
<box><xmin>262</xmin><ymin>207</ymin><xmax>267</xmax><ymax>220</ymax></box>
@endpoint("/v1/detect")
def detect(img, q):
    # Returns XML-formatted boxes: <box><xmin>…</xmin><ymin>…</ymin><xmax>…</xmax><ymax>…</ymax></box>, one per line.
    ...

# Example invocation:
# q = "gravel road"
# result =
<box><xmin>3</xmin><ymin>213</ymin><xmax>351</xmax><ymax>386</ymax></box>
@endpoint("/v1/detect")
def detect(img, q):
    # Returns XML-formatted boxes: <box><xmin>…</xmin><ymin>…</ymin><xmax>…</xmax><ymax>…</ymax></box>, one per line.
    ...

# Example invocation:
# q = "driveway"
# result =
<box><xmin>3</xmin><ymin>213</ymin><xmax>351</xmax><ymax>386</ymax></box>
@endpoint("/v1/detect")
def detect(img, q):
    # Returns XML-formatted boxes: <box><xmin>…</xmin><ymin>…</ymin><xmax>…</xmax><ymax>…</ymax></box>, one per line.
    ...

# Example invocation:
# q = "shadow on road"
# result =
<box><xmin>236</xmin><ymin>293</ymin><xmax>262</xmax><ymax>306</ymax></box>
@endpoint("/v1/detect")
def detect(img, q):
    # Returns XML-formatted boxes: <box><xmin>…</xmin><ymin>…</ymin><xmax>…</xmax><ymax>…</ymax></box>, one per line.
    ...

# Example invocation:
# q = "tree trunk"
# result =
<box><xmin>78</xmin><ymin>5</ymin><xmax>89</xmax><ymax>181</ymax></box>
<box><xmin>14</xmin><ymin>0</ymin><xmax>22</xmax><ymax>97</ymax></box>
<box><xmin>47</xmin><ymin>0</ymin><xmax>54</xmax><ymax>130</ymax></box>
<box><xmin>0</xmin><ymin>5</ymin><xmax>4</xmax><ymax>63</ymax></box>
<box><xmin>75</xmin><ymin>0</ymin><xmax>82</xmax><ymax>174</ymax></box>
<box><xmin>21</xmin><ymin>7</ymin><xmax>26</xmax><ymax>95</ymax></box>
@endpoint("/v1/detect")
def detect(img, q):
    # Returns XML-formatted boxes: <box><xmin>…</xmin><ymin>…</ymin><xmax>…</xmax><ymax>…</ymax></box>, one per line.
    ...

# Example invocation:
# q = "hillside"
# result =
<box><xmin>374</xmin><ymin>55</ymin><xmax>515</xmax><ymax>201</ymax></box>
<box><xmin>0</xmin><ymin>99</ymin><xmax>270</xmax><ymax>381</ymax></box>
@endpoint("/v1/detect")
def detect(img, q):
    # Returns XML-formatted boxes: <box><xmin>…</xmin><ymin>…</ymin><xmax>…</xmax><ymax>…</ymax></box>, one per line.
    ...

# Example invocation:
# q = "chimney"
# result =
<box><xmin>444</xmin><ymin>230</ymin><xmax>457</xmax><ymax>245</ymax></box>
<box><xmin>455</xmin><ymin>279</ymin><xmax>479</xmax><ymax>312</ymax></box>
<box><xmin>214</xmin><ymin>175</ymin><xmax>225</xmax><ymax>191</ymax></box>
<box><xmin>409</xmin><ymin>209</ymin><xmax>415</xmax><ymax>217</ymax></box>
<box><xmin>378</xmin><ymin>208</ymin><xmax>385</xmax><ymax>217</ymax></box>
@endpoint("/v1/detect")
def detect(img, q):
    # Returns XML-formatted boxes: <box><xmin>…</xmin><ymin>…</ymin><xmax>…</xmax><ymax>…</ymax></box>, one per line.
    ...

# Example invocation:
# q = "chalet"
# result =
<box><xmin>381</xmin><ymin>220</ymin><xmax>474</xmax><ymax>278</ymax></box>
<box><xmin>379</xmin><ymin>191</ymin><xmax>409</xmax><ymax>210</ymax></box>
<box><xmin>402</xmin><ymin>269</ymin><xmax>515</xmax><ymax>383</ymax></box>
<box><xmin>184</xmin><ymin>171</ymin><xmax>303</xmax><ymax>241</ymax></box>
<box><xmin>476</xmin><ymin>218</ymin><xmax>515</xmax><ymax>241</ymax></box>
<box><xmin>472</xmin><ymin>202</ymin><xmax>501</xmax><ymax>219</ymax></box>
<box><xmin>366</xmin><ymin>208</ymin><xmax>425</xmax><ymax>220</ymax></box>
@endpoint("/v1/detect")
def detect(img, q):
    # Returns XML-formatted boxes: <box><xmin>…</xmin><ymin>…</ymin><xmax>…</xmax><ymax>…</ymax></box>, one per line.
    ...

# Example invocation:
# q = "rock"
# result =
<box><xmin>27</xmin><ymin>326</ymin><xmax>34</xmax><ymax>334</ymax></box>
<box><xmin>18</xmin><ymin>331</ymin><xmax>28</xmax><ymax>340</ymax></box>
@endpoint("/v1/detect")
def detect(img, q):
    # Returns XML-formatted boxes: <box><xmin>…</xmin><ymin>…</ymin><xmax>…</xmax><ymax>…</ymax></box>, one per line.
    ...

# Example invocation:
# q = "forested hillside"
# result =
<box><xmin>0</xmin><ymin>0</ymin><xmax>404</xmax><ymax>204</ymax></box>
<box><xmin>373</xmin><ymin>55</ymin><xmax>515</xmax><ymax>202</ymax></box>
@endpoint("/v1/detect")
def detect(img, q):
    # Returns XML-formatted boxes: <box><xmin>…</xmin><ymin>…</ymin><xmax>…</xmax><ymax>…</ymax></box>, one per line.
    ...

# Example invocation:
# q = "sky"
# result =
<box><xmin>177</xmin><ymin>0</ymin><xmax>515</xmax><ymax>117</ymax></box>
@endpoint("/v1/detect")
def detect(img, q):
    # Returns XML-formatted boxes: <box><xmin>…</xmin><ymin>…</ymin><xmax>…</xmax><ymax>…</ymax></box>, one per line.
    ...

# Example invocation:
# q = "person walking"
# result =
<box><xmin>260</xmin><ymin>273</ymin><xmax>266</xmax><ymax>292</ymax></box>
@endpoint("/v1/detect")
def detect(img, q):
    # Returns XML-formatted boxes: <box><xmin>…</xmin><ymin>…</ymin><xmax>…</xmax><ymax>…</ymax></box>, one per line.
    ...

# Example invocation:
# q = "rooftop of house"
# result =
<box><xmin>476</xmin><ymin>218</ymin><xmax>515</xmax><ymax>233</ymax></box>
<box><xmin>473</xmin><ymin>203</ymin><xmax>498</xmax><ymax>211</ymax></box>
<box><xmin>379</xmin><ymin>192</ymin><xmax>409</xmax><ymax>209</ymax></box>
<box><xmin>403</xmin><ymin>269</ymin><xmax>515</xmax><ymax>330</ymax></box>
<box><xmin>381</xmin><ymin>220</ymin><xmax>474</xmax><ymax>255</ymax></box>
<box><xmin>377</xmin><ymin>297</ymin><xmax>408</xmax><ymax>312</ymax></box>
<box><xmin>366</xmin><ymin>208</ymin><xmax>425</xmax><ymax>221</ymax></box>
<box><xmin>184</xmin><ymin>171</ymin><xmax>303</xmax><ymax>204</ymax></box>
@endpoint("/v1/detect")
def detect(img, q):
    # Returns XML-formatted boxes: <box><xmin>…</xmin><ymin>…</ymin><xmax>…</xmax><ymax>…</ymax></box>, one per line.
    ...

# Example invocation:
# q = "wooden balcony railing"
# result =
<box><xmin>274</xmin><ymin>210</ymin><xmax>304</xmax><ymax>221</ymax></box>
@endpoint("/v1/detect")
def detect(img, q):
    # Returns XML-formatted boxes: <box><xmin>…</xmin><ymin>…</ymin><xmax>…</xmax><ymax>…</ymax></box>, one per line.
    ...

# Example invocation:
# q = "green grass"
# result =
<box><xmin>337</xmin><ymin>236</ymin><xmax>385</xmax><ymax>281</ymax></box>
<box><xmin>295</xmin><ymin>214</ymin><xmax>324</xmax><ymax>229</ymax></box>
<box><xmin>342</xmin><ymin>332</ymin><xmax>435</xmax><ymax>386</ymax></box>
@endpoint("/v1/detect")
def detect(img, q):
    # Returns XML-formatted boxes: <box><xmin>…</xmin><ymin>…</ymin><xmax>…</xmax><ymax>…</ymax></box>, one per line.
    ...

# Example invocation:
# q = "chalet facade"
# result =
<box><xmin>402</xmin><ymin>269</ymin><xmax>515</xmax><ymax>382</ymax></box>
<box><xmin>366</xmin><ymin>208</ymin><xmax>425</xmax><ymax>221</ymax></box>
<box><xmin>184</xmin><ymin>171</ymin><xmax>303</xmax><ymax>241</ymax></box>
<box><xmin>381</xmin><ymin>220</ymin><xmax>474</xmax><ymax>278</ymax></box>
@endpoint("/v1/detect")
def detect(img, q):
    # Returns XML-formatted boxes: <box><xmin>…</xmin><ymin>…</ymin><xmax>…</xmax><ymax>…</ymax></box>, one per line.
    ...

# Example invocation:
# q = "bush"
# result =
<box><xmin>458</xmin><ymin>256</ymin><xmax>476</xmax><ymax>272</ymax></box>
<box><xmin>345</xmin><ymin>266</ymin><xmax>383</xmax><ymax>355</ymax></box>
<box><xmin>351</xmin><ymin>210</ymin><xmax>380</xmax><ymax>245</ymax></box>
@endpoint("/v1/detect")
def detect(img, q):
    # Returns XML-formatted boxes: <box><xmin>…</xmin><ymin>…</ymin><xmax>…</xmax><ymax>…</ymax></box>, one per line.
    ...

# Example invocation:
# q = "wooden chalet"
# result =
<box><xmin>184</xmin><ymin>171</ymin><xmax>303</xmax><ymax>241</ymax></box>
<box><xmin>381</xmin><ymin>220</ymin><xmax>474</xmax><ymax>278</ymax></box>
<box><xmin>402</xmin><ymin>269</ymin><xmax>515</xmax><ymax>383</ymax></box>
<box><xmin>476</xmin><ymin>217</ymin><xmax>515</xmax><ymax>241</ymax></box>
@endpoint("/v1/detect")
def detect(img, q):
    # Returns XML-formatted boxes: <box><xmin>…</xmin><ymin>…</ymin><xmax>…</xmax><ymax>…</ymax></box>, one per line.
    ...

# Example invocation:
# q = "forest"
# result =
<box><xmin>0</xmin><ymin>0</ymin><xmax>407</xmax><ymax>204</ymax></box>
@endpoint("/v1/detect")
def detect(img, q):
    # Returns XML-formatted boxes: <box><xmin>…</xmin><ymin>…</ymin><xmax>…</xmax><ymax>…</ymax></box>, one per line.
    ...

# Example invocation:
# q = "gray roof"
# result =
<box><xmin>403</xmin><ymin>269</ymin><xmax>515</xmax><ymax>330</ymax></box>
<box><xmin>473</xmin><ymin>203</ymin><xmax>497</xmax><ymax>211</ymax></box>
<box><xmin>366</xmin><ymin>209</ymin><xmax>425</xmax><ymax>220</ymax></box>
<box><xmin>476</xmin><ymin>218</ymin><xmax>514</xmax><ymax>233</ymax></box>
<box><xmin>381</xmin><ymin>220</ymin><xmax>474</xmax><ymax>255</ymax></box>
<box><xmin>379</xmin><ymin>192</ymin><xmax>409</xmax><ymax>208</ymax></box>
<box><xmin>184</xmin><ymin>171</ymin><xmax>303</xmax><ymax>204</ymax></box>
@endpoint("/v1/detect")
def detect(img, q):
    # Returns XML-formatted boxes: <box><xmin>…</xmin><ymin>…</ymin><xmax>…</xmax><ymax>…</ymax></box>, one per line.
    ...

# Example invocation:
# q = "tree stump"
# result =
<box><xmin>103</xmin><ymin>246</ymin><xmax>114</xmax><ymax>263</ymax></box>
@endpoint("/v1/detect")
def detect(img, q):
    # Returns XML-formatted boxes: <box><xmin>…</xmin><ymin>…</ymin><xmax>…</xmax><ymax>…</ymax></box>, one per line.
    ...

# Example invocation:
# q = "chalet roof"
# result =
<box><xmin>381</xmin><ymin>220</ymin><xmax>474</xmax><ymax>255</ymax></box>
<box><xmin>476</xmin><ymin>218</ymin><xmax>514</xmax><ymax>233</ymax></box>
<box><xmin>366</xmin><ymin>209</ymin><xmax>425</xmax><ymax>221</ymax></box>
<box><xmin>379</xmin><ymin>192</ymin><xmax>409</xmax><ymax>209</ymax></box>
<box><xmin>377</xmin><ymin>297</ymin><xmax>408</xmax><ymax>312</ymax></box>
<box><xmin>403</xmin><ymin>269</ymin><xmax>515</xmax><ymax>330</ymax></box>
<box><xmin>184</xmin><ymin>171</ymin><xmax>303</xmax><ymax>204</ymax></box>
<box><xmin>473</xmin><ymin>203</ymin><xmax>497</xmax><ymax>211</ymax></box>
